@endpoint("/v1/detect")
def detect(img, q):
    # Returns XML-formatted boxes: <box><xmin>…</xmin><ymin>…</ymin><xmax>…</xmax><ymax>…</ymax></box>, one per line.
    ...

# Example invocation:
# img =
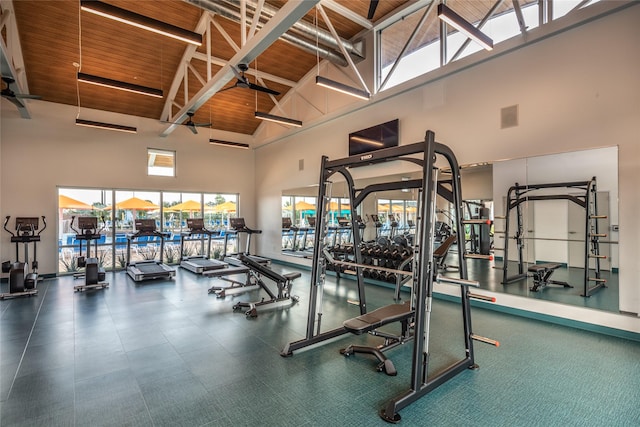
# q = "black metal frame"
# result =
<box><xmin>280</xmin><ymin>130</ymin><xmax>479</xmax><ymax>423</ymax></box>
<box><xmin>500</xmin><ymin>177</ymin><xmax>605</xmax><ymax>297</ymax></box>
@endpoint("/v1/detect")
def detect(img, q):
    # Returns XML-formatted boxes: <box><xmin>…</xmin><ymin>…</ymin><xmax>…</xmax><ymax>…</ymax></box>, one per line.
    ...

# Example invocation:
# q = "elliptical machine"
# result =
<box><xmin>1</xmin><ymin>216</ymin><xmax>46</xmax><ymax>299</ymax></box>
<box><xmin>69</xmin><ymin>216</ymin><xmax>109</xmax><ymax>291</ymax></box>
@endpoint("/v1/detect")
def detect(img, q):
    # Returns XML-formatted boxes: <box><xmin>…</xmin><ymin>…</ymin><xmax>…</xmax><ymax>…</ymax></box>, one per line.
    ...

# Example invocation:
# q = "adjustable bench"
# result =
<box><xmin>528</xmin><ymin>263</ymin><xmax>573</xmax><ymax>292</ymax></box>
<box><xmin>434</xmin><ymin>234</ymin><xmax>457</xmax><ymax>271</ymax></box>
<box><xmin>341</xmin><ymin>302</ymin><xmax>413</xmax><ymax>376</ymax></box>
<box><xmin>205</xmin><ymin>259</ymin><xmax>259</xmax><ymax>297</ymax></box>
<box><xmin>232</xmin><ymin>254</ymin><xmax>300</xmax><ymax>317</ymax></box>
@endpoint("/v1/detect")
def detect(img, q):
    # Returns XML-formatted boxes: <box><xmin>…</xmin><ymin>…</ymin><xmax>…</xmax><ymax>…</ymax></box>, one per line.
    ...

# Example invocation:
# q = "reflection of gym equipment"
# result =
<box><xmin>464</xmin><ymin>201</ymin><xmax>492</xmax><ymax>255</ymax></box>
<box><xmin>280</xmin><ymin>130</ymin><xmax>498</xmax><ymax>422</ymax></box>
<box><xmin>70</xmin><ymin>216</ymin><xmax>108</xmax><ymax>291</ymax></box>
<box><xmin>223</xmin><ymin>218</ymin><xmax>270</xmax><ymax>265</ymax></box>
<box><xmin>231</xmin><ymin>254</ymin><xmax>300</xmax><ymax>318</ymax></box>
<box><xmin>528</xmin><ymin>263</ymin><xmax>572</xmax><ymax>292</ymax></box>
<box><xmin>281</xmin><ymin>217</ymin><xmax>298</xmax><ymax>252</ymax></box>
<box><xmin>1</xmin><ymin>216</ymin><xmax>46</xmax><ymax>299</ymax></box>
<box><xmin>369</xmin><ymin>214</ymin><xmax>383</xmax><ymax>240</ymax></box>
<box><xmin>498</xmin><ymin>177</ymin><xmax>606</xmax><ymax>297</ymax></box>
<box><xmin>180</xmin><ymin>218</ymin><xmax>227</xmax><ymax>274</ymax></box>
<box><xmin>126</xmin><ymin>219</ymin><xmax>176</xmax><ymax>282</ymax></box>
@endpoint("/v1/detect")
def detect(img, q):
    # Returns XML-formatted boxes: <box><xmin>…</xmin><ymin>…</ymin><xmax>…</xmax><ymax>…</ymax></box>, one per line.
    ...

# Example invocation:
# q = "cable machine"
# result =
<box><xmin>499</xmin><ymin>177</ymin><xmax>606</xmax><ymax>297</ymax></box>
<box><xmin>281</xmin><ymin>130</ymin><xmax>498</xmax><ymax>422</ymax></box>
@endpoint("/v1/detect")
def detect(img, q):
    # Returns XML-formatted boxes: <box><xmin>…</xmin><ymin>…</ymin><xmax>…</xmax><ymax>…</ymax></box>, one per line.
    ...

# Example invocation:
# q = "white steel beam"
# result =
<box><xmin>161</xmin><ymin>0</ymin><xmax>319</xmax><ymax>136</ymax></box>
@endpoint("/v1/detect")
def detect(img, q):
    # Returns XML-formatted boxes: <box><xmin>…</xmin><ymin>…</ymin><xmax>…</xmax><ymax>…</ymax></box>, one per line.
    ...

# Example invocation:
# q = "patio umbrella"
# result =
<box><xmin>104</xmin><ymin>197</ymin><xmax>159</xmax><ymax>231</ymax></box>
<box><xmin>210</xmin><ymin>201</ymin><xmax>237</xmax><ymax>227</ymax></box>
<box><xmin>59</xmin><ymin>194</ymin><xmax>93</xmax><ymax>210</ymax></box>
<box><xmin>294</xmin><ymin>201</ymin><xmax>316</xmax><ymax>211</ymax></box>
<box><xmin>166</xmin><ymin>200</ymin><xmax>202</xmax><ymax>213</ymax></box>
<box><xmin>115</xmin><ymin>197</ymin><xmax>159</xmax><ymax>210</ymax></box>
<box><xmin>58</xmin><ymin>195</ymin><xmax>94</xmax><ymax>238</ymax></box>
<box><xmin>210</xmin><ymin>201</ymin><xmax>237</xmax><ymax>213</ymax></box>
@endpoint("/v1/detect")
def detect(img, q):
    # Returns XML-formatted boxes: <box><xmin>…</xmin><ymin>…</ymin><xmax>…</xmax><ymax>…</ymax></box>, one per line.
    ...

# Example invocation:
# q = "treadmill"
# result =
<box><xmin>179</xmin><ymin>218</ymin><xmax>227</xmax><ymax>274</ymax></box>
<box><xmin>222</xmin><ymin>218</ymin><xmax>270</xmax><ymax>266</ymax></box>
<box><xmin>126</xmin><ymin>219</ymin><xmax>176</xmax><ymax>282</ymax></box>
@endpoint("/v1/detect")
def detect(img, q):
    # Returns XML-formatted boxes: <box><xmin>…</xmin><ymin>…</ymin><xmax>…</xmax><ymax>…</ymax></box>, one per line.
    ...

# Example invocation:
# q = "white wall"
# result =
<box><xmin>0</xmin><ymin>102</ymin><xmax>255</xmax><ymax>276</ymax></box>
<box><xmin>254</xmin><ymin>6</ymin><xmax>640</xmax><ymax>330</ymax></box>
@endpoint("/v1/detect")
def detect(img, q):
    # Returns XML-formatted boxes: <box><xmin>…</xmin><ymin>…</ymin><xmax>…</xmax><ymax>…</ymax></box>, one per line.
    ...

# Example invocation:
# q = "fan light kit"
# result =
<box><xmin>315</xmin><ymin>76</ymin><xmax>370</xmax><ymax>101</ymax></box>
<box><xmin>80</xmin><ymin>0</ymin><xmax>202</xmax><ymax>46</ymax></box>
<box><xmin>78</xmin><ymin>72</ymin><xmax>163</xmax><ymax>98</ymax></box>
<box><xmin>209</xmin><ymin>140</ymin><xmax>250</xmax><ymax>149</ymax></box>
<box><xmin>255</xmin><ymin>112</ymin><xmax>302</xmax><ymax>128</ymax></box>
<box><xmin>437</xmin><ymin>4</ymin><xmax>493</xmax><ymax>51</ymax></box>
<box><xmin>75</xmin><ymin>118</ymin><xmax>137</xmax><ymax>134</ymax></box>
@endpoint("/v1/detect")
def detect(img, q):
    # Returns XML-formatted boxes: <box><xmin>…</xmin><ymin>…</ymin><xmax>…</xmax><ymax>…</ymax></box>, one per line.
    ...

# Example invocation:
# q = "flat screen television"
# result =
<box><xmin>348</xmin><ymin>119</ymin><xmax>399</xmax><ymax>156</ymax></box>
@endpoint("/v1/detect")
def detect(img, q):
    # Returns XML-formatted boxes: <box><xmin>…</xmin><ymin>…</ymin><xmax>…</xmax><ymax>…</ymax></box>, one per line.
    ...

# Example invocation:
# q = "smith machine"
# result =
<box><xmin>498</xmin><ymin>177</ymin><xmax>607</xmax><ymax>297</ymax></box>
<box><xmin>281</xmin><ymin>130</ymin><xmax>498</xmax><ymax>423</ymax></box>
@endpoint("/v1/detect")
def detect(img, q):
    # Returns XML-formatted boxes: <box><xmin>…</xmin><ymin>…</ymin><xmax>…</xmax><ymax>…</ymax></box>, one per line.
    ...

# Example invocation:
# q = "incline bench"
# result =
<box><xmin>340</xmin><ymin>302</ymin><xmax>413</xmax><ymax>376</ymax></box>
<box><xmin>232</xmin><ymin>254</ymin><xmax>300</xmax><ymax>317</ymax></box>
<box><xmin>434</xmin><ymin>234</ymin><xmax>457</xmax><ymax>271</ymax></box>
<box><xmin>528</xmin><ymin>263</ymin><xmax>573</xmax><ymax>292</ymax></box>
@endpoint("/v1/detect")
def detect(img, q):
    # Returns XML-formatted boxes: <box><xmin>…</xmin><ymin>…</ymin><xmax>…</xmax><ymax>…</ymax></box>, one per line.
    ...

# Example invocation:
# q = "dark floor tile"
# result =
<box><xmin>74</xmin><ymin>389</ymin><xmax>151</xmax><ymax>426</ymax></box>
<box><xmin>74</xmin><ymin>348</ymin><xmax>129</xmax><ymax>382</ymax></box>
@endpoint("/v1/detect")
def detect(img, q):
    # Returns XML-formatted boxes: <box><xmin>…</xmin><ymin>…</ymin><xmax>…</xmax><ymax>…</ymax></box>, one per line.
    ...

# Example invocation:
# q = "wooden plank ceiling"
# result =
<box><xmin>4</xmin><ymin>1</ymin><xmax>522</xmax><ymax>137</ymax></box>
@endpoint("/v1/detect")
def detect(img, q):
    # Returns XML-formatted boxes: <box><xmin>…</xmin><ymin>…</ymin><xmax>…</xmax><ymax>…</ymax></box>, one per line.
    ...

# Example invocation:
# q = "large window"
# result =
<box><xmin>57</xmin><ymin>188</ymin><xmax>238</xmax><ymax>274</ymax></box>
<box><xmin>378</xmin><ymin>0</ymin><xmax>601</xmax><ymax>91</ymax></box>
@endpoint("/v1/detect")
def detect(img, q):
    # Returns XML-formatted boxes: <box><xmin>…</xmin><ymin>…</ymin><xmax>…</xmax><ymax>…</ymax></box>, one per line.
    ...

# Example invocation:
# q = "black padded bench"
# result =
<box><xmin>434</xmin><ymin>234</ymin><xmax>457</xmax><ymax>271</ymax></box>
<box><xmin>528</xmin><ymin>263</ymin><xmax>573</xmax><ymax>292</ymax></box>
<box><xmin>231</xmin><ymin>254</ymin><xmax>300</xmax><ymax>317</ymax></box>
<box><xmin>341</xmin><ymin>302</ymin><xmax>413</xmax><ymax>376</ymax></box>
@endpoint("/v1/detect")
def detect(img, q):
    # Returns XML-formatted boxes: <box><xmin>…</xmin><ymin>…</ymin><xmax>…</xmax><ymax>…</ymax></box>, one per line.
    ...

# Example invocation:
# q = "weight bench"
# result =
<box><xmin>528</xmin><ymin>263</ymin><xmax>573</xmax><ymax>292</ymax></box>
<box><xmin>340</xmin><ymin>302</ymin><xmax>413</xmax><ymax>376</ymax></box>
<box><xmin>232</xmin><ymin>254</ymin><xmax>300</xmax><ymax>317</ymax></box>
<box><xmin>205</xmin><ymin>258</ymin><xmax>260</xmax><ymax>298</ymax></box>
<box><xmin>434</xmin><ymin>234</ymin><xmax>457</xmax><ymax>271</ymax></box>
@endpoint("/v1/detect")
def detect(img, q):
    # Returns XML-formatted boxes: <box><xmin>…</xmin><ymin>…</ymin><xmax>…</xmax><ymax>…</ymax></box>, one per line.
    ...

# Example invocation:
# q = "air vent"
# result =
<box><xmin>501</xmin><ymin>104</ymin><xmax>519</xmax><ymax>129</ymax></box>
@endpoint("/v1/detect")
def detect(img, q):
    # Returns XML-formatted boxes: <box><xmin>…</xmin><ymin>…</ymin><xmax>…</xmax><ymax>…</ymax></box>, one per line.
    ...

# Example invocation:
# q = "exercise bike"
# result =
<box><xmin>1</xmin><ymin>216</ymin><xmax>46</xmax><ymax>299</ymax></box>
<box><xmin>69</xmin><ymin>216</ymin><xmax>109</xmax><ymax>291</ymax></box>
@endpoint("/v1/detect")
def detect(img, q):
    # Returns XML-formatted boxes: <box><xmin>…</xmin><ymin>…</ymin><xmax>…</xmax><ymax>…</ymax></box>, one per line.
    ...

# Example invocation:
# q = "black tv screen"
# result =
<box><xmin>348</xmin><ymin>119</ymin><xmax>399</xmax><ymax>156</ymax></box>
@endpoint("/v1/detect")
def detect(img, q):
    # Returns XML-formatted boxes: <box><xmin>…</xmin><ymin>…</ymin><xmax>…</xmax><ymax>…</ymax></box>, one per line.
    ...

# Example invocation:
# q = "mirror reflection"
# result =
<box><xmin>281</xmin><ymin>146</ymin><xmax>619</xmax><ymax>314</ymax></box>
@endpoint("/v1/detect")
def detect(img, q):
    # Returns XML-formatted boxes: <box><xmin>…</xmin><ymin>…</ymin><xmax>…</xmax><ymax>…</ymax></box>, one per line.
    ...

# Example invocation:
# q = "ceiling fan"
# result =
<box><xmin>221</xmin><ymin>63</ymin><xmax>280</xmax><ymax>96</ymax></box>
<box><xmin>1</xmin><ymin>76</ymin><xmax>42</xmax><ymax>109</ymax></box>
<box><xmin>180</xmin><ymin>111</ymin><xmax>212</xmax><ymax>134</ymax></box>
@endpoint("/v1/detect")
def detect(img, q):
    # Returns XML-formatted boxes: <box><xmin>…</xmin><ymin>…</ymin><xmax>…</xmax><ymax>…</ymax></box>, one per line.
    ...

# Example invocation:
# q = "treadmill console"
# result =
<box><xmin>282</xmin><ymin>217</ymin><xmax>292</xmax><ymax>229</ymax></box>
<box><xmin>337</xmin><ymin>217</ymin><xmax>350</xmax><ymax>227</ymax></box>
<box><xmin>135</xmin><ymin>219</ymin><xmax>157</xmax><ymax>232</ymax></box>
<box><xmin>229</xmin><ymin>217</ymin><xmax>247</xmax><ymax>230</ymax></box>
<box><xmin>187</xmin><ymin>218</ymin><xmax>205</xmax><ymax>230</ymax></box>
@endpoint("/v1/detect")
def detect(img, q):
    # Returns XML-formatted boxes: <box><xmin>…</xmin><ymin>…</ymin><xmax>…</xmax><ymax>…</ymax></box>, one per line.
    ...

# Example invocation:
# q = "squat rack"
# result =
<box><xmin>499</xmin><ymin>177</ymin><xmax>606</xmax><ymax>297</ymax></box>
<box><xmin>281</xmin><ymin>130</ymin><xmax>495</xmax><ymax>422</ymax></box>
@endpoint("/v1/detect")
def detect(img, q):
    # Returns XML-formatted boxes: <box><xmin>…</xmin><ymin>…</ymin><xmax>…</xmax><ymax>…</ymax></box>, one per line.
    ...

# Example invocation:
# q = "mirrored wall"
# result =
<box><xmin>281</xmin><ymin>146</ymin><xmax>619</xmax><ymax>314</ymax></box>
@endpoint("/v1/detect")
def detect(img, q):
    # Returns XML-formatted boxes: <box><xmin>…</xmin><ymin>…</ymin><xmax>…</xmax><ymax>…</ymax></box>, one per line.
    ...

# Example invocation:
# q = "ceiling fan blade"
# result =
<box><xmin>367</xmin><ymin>0</ymin><xmax>379</xmax><ymax>20</ymax></box>
<box><xmin>187</xmin><ymin>124</ymin><xmax>198</xmax><ymax>134</ymax></box>
<box><xmin>15</xmin><ymin>94</ymin><xmax>42</xmax><ymax>100</ymax></box>
<box><xmin>248</xmin><ymin>82</ymin><xmax>280</xmax><ymax>96</ymax></box>
<box><xmin>218</xmin><ymin>84</ymin><xmax>238</xmax><ymax>94</ymax></box>
<box><xmin>2</xmin><ymin>94</ymin><xmax>26</xmax><ymax>109</ymax></box>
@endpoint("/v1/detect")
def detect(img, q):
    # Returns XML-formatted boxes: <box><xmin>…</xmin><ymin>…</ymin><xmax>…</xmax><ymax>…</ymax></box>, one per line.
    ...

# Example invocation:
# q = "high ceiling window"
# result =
<box><xmin>377</xmin><ymin>0</ymin><xmax>601</xmax><ymax>92</ymax></box>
